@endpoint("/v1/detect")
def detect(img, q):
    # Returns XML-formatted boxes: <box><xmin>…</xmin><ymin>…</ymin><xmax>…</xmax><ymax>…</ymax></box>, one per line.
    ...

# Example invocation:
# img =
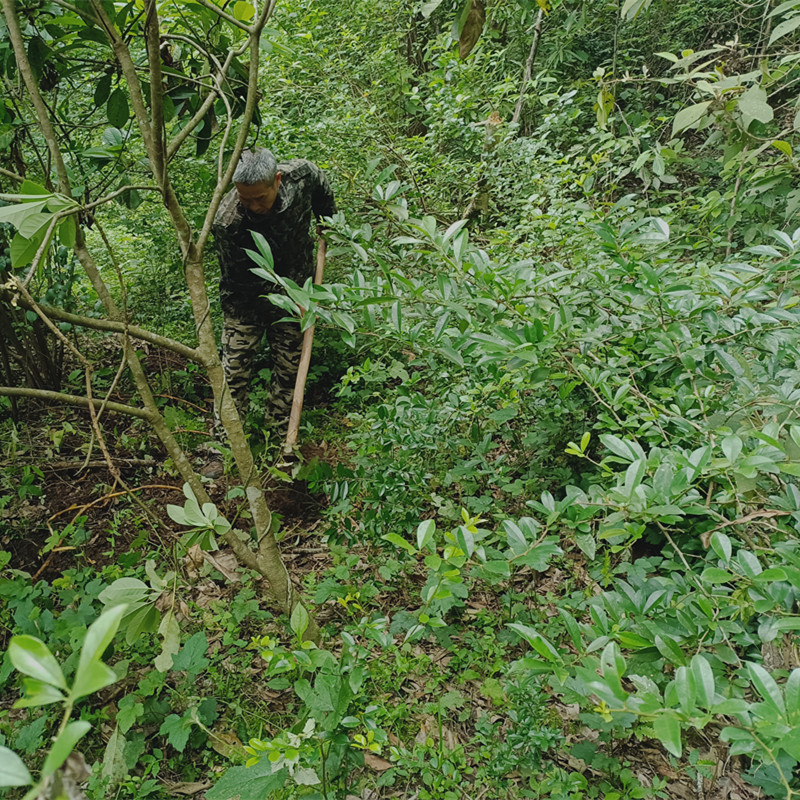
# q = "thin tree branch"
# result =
<box><xmin>90</xmin><ymin>0</ymin><xmax>155</xmax><ymax>163</ymax></box>
<box><xmin>0</xmin><ymin>0</ymin><xmax>71</xmax><ymax>192</ymax></box>
<box><xmin>0</xmin><ymin>166</ymin><xmax>23</xmax><ymax>183</ymax></box>
<box><xmin>82</xmin><ymin>185</ymin><xmax>161</xmax><ymax>212</ymax></box>
<box><xmin>144</xmin><ymin>0</ymin><xmax>166</xmax><ymax>189</ymax></box>
<box><xmin>15</xmin><ymin>301</ymin><xmax>201</xmax><ymax>362</ymax></box>
<box><xmin>192</xmin><ymin>0</ymin><xmax>250</xmax><ymax>32</ymax></box>
<box><xmin>512</xmin><ymin>6</ymin><xmax>545</xmax><ymax>126</ymax></box>
<box><xmin>0</xmin><ymin>386</ymin><xmax>152</xmax><ymax>419</ymax></box>
<box><xmin>165</xmin><ymin>44</ymin><xmax>236</xmax><ymax>162</ymax></box>
<box><xmin>197</xmin><ymin>0</ymin><xmax>275</xmax><ymax>253</ymax></box>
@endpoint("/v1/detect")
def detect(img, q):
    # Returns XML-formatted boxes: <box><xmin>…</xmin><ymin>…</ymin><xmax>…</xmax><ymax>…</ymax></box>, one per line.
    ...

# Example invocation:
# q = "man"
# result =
<box><xmin>212</xmin><ymin>148</ymin><xmax>336</xmax><ymax>426</ymax></box>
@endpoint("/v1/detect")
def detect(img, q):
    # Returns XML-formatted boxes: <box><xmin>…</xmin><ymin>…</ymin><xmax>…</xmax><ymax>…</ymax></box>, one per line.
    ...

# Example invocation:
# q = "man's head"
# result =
<box><xmin>233</xmin><ymin>148</ymin><xmax>282</xmax><ymax>215</ymax></box>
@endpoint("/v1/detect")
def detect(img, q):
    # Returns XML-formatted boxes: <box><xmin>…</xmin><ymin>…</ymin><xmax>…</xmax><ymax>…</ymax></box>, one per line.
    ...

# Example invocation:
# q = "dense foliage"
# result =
<box><xmin>3</xmin><ymin>0</ymin><xmax>800</xmax><ymax>798</ymax></box>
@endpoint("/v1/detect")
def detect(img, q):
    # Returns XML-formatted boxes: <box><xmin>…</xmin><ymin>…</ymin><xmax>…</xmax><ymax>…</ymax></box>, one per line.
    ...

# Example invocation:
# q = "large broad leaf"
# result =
<box><xmin>770</xmin><ymin>13</ymin><xmax>800</xmax><ymax>45</ymax></box>
<box><xmin>621</xmin><ymin>0</ymin><xmax>653</xmax><ymax>20</ymax></box>
<box><xmin>77</xmin><ymin>604</ymin><xmax>126</xmax><ymax>672</ymax></box>
<box><xmin>206</xmin><ymin>762</ymin><xmax>289</xmax><ymax>800</ymax></box>
<box><xmin>0</xmin><ymin>199</ymin><xmax>50</xmax><ymax>227</ymax></box>
<box><xmin>690</xmin><ymin>655</ymin><xmax>716</xmax><ymax>708</ymax></box>
<box><xmin>102</xmin><ymin>727</ymin><xmax>127</xmax><ymax>784</ymax></box>
<box><xmin>653</xmin><ymin>714</ymin><xmax>682</xmax><ymax>757</ymax></box>
<box><xmin>738</xmin><ymin>85</ymin><xmax>774</xmax><ymax>130</ymax></box>
<box><xmin>0</xmin><ymin>747</ymin><xmax>32</xmax><ymax>787</ymax></box>
<box><xmin>41</xmin><ymin>721</ymin><xmax>91</xmax><ymax>778</ymax></box>
<box><xmin>9</xmin><ymin>228</ymin><xmax>49</xmax><ymax>269</ymax></box>
<box><xmin>672</xmin><ymin>101</ymin><xmax>711</xmax><ymax>137</ymax></box>
<box><xmin>8</xmin><ymin>636</ymin><xmax>67</xmax><ymax>690</ymax></box>
<box><xmin>421</xmin><ymin>0</ymin><xmax>445</xmax><ymax>17</ymax></box>
<box><xmin>14</xmin><ymin>678</ymin><xmax>66</xmax><ymax>708</ymax></box>
<box><xmin>58</xmin><ymin>215</ymin><xmax>76</xmax><ymax>248</ymax></box>
<box><xmin>107</xmin><ymin>88</ymin><xmax>129</xmax><ymax>128</ymax></box>
<box><xmin>747</xmin><ymin>662</ymin><xmax>786</xmax><ymax>716</ymax></box>
<box><xmin>70</xmin><ymin>659</ymin><xmax>118</xmax><ymax>701</ymax></box>
<box><xmin>71</xmin><ymin>605</ymin><xmax>126</xmax><ymax>699</ymax></box>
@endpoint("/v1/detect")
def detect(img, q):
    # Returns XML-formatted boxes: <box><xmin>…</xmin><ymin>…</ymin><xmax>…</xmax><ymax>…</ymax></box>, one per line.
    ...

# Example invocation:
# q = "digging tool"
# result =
<box><xmin>283</xmin><ymin>235</ymin><xmax>326</xmax><ymax>457</ymax></box>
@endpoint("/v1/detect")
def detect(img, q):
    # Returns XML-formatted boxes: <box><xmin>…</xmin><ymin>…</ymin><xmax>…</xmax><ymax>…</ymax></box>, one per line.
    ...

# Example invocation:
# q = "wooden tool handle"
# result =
<box><xmin>283</xmin><ymin>236</ymin><xmax>326</xmax><ymax>454</ymax></box>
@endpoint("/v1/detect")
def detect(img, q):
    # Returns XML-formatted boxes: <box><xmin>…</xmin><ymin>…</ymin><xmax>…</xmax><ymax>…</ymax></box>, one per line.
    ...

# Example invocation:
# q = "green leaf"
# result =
<box><xmin>8</xmin><ymin>635</ymin><xmax>67</xmax><ymax>689</ymax></box>
<box><xmin>621</xmin><ymin>0</ymin><xmax>652</xmax><ymax>20</ymax></box>
<box><xmin>700</xmin><ymin>567</ymin><xmax>736</xmax><ymax>584</ymax></box>
<box><xmin>600</xmin><ymin>434</ymin><xmax>638</xmax><ymax>462</ymax></box>
<box><xmin>232</xmin><ymin>1</ymin><xmax>254</xmax><ymax>21</ymax></box>
<box><xmin>747</xmin><ymin>662</ymin><xmax>786</xmax><ymax>716</ymax></box>
<box><xmin>19</xmin><ymin>180</ymin><xmax>49</xmax><ymax>196</ymax></box>
<box><xmin>721</xmin><ymin>436</ymin><xmax>742</xmax><ymax>464</ymax></box>
<box><xmin>655</xmin><ymin>635</ymin><xmax>687</xmax><ymax>666</ymax></box>
<box><xmin>653</xmin><ymin>714</ymin><xmax>682</xmax><ymax>757</ymax></box>
<box><xmin>102</xmin><ymin>726</ymin><xmax>128</xmax><ymax>785</ymax></box>
<box><xmin>515</xmin><ymin>538</ymin><xmax>562</xmax><ymax>571</ymax></box>
<box><xmin>14</xmin><ymin>678</ymin><xmax>66</xmax><ymax>708</ymax></box>
<box><xmin>672</xmin><ymin>101</ymin><xmax>711</xmax><ymax>136</ymax></box>
<box><xmin>417</xmin><ymin>519</ymin><xmax>436</xmax><ymax>551</ymax></box>
<box><xmin>171</xmin><ymin>631</ymin><xmax>210</xmax><ymax>674</ymax></box>
<box><xmin>0</xmin><ymin>198</ymin><xmax>49</xmax><ymax>227</ymax></box>
<box><xmin>70</xmin><ymin>659</ymin><xmax>117</xmax><ymax>701</ymax></box>
<box><xmin>690</xmin><ymin>655</ymin><xmax>715</xmax><ymax>708</ymax></box>
<box><xmin>107</xmin><ymin>88</ymin><xmax>129</xmax><ymax>128</ymax></box>
<box><xmin>42</xmin><ymin>720</ymin><xmax>91</xmax><ymax>778</ymax></box>
<box><xmin>206</xmin><ymin>762</ymin><xmax>289</xmax><ymax>800</ymax></box>
<box><xmin>451</xmin><ymin>0</ymin><xmax>472</xmax><ymax>39</ymax></box>
<box><xmin>99</xmin><ymin>577</ymin><xmax>150</xmax><ymax>608</ymax></box>
<box><xmin>574</xmin><ymin>532</ymin><xmax>596</xmax><ymax>560</ymax></box>
<box><xmin>159</xmin><ymin>713</ymin><xmax>194</xmax><ymax>753</ymax></box>
<box><xmin>382</xmin><ymin>533</ymin><xmax>417</xmax><ymax>554</ymax></box>
<box><xmin>74</xmin><ymin>604</ymin><xmax>126</xmax><ymax>689</ymax></box>
<box><xmin>675</xmin><ymin>667</ymin><xmax>697</xmax><ymax>714</ymax></box>
<box><xmin>455</xmin><ymin>525</ymin><xmax>475</xmax><ymax>557</ymax></box>
<box><xmin>738</xmin><ymin>85</ymin><xmax>774</xmax><ymax>130</ymax></box>
<box><xmin>94</xmin><ymin>72</ymin><xmax>111</xmax><ymax>107</ymax></box>
<box><xmin>710</xmin><ymin>531</ymin><xmax>732</xmax><ymax>563</ymax></box>
<box><xmin>9</xmin><ymin>229</ymin><xmax>48</xmax><ymax>269</ymax></box>
<box><xmin>770</xmin><ymin>13</ymin><xmax>800</xmax><ymax>44</ymax></box>
<box><xmin>154</xmin><ymin>612</ymin><xmax>180</xmax><ymax>672</ymax></box>
<box><xmin>290</xmin><ymin>603</ymin><xmax>310</xmax><ymax>640</ymax></box>
<box><xmin>786</xmin><ymin>668</ymin><xmax>800</xmax><ymax>720</ymax></box>
<box><xmin>503</xmin><ymin>520</ymin><xmax>527</xmax><ymax>555</ymax></box>
<box><xmin>58</xmin><ymin>215</ymin><xmax>76</xmax><ymax>248</ymax></box>
<box><xmin>777</xmin><ymin>728</ymin><xmax>800</xmax><ymax>760</ymax></box>
<box><xmin>507</xmin><ymin>623</ymin><xmax>561</xmax><ymax>663</ymax></box>
<box><xmin>0</xmin><ymin>747</ymin><xmax>32</xmax><ymax>787</ymax></box>
<box><xmin>420</xmin><ymin>0</ymin><xmax>445</xmax><ymax>17</ymax></box>
<box><xmin>480</xmin><ymin>560</ymin><xmax>511</xmax><ymax>580</ymax></box>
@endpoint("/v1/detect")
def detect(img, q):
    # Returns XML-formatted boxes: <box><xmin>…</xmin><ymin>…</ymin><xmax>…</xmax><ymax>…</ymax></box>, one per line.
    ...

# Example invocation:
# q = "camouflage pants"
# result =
<box><xmin>220</xmin><ymin>310</ymin><xmax>303</xmax><ymax>421</ymax></box>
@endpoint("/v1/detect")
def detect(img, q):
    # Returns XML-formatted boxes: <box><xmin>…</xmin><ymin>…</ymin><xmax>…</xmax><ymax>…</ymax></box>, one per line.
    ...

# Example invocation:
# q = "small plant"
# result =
<box><xmin>0</xmin><ymin>605</ymin><xmax>127</xmax><ymax>798</ymax></box>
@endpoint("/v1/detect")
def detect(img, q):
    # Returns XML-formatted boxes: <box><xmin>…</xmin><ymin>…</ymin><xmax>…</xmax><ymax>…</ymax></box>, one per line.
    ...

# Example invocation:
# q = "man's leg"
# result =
<box><xmin>219</xmin><ymin>313</ymin><xmax>263</xmax><ymax>420</ymax></box>
<box><xmin>267</xmin><ymin>320</ymin><xmax>304</xmax><ymax>421</ymax></box>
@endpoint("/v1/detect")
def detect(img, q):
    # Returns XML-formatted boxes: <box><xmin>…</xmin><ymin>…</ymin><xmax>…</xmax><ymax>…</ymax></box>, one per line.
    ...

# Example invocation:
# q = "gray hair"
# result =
<box><xmin>233</xmin><ymin>148</ymin><xmax>278</xmax><ymax>185</ymax></box>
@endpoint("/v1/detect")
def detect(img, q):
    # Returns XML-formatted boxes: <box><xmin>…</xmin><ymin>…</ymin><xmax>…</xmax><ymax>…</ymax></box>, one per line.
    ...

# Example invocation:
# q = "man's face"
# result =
<box><xmin>235</xmin><ymin>174</ymin><xmax>282</xmax><ymax>215</ymax></box>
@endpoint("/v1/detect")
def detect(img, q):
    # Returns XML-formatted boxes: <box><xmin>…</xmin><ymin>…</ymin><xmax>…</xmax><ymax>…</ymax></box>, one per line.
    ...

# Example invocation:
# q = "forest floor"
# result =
<box><xmin>0</xmin><ymin>388</ymin><xmax>767</xmax><ymax>800</ymax></box>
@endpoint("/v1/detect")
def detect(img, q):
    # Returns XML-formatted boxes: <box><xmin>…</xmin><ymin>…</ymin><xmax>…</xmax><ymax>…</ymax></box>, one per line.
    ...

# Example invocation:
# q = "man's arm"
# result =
<box><xmin>310</xmin><ymin>164</ymin><xmax>336</xmax><ymax>220</ymax></box>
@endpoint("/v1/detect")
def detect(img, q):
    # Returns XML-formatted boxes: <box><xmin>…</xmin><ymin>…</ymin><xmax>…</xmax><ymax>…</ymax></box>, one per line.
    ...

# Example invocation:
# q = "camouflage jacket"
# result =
<box><xmin>212</xmin><ymin>159</ymin><xmax>336</xmax><ymax>323</ymax></box>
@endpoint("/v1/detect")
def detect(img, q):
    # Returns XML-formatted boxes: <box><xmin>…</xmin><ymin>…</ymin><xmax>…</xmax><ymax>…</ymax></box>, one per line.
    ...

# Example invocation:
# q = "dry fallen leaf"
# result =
<box><xmin>204</xmin><ymin>549</ymin><xmax>242</xmax><ymax>583</ymax></box>
<box><xmin>163</xmin><ymin>780</ymin><xmax>212</xmax><ymax>795</ymax></box>
<box><xmin>183</xmin><ymin>544</ymin><xmax>204</xmax><ymax>580</ymax></box>
<box><xmin>210</xmin><ymin>729</ymin><xmax>245</xmax><ymax>759</ymax></box>
<box><xmin>363</xmin><ymin>752</ymin><xmax>392</xmax><ymax>772</ymax></box>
